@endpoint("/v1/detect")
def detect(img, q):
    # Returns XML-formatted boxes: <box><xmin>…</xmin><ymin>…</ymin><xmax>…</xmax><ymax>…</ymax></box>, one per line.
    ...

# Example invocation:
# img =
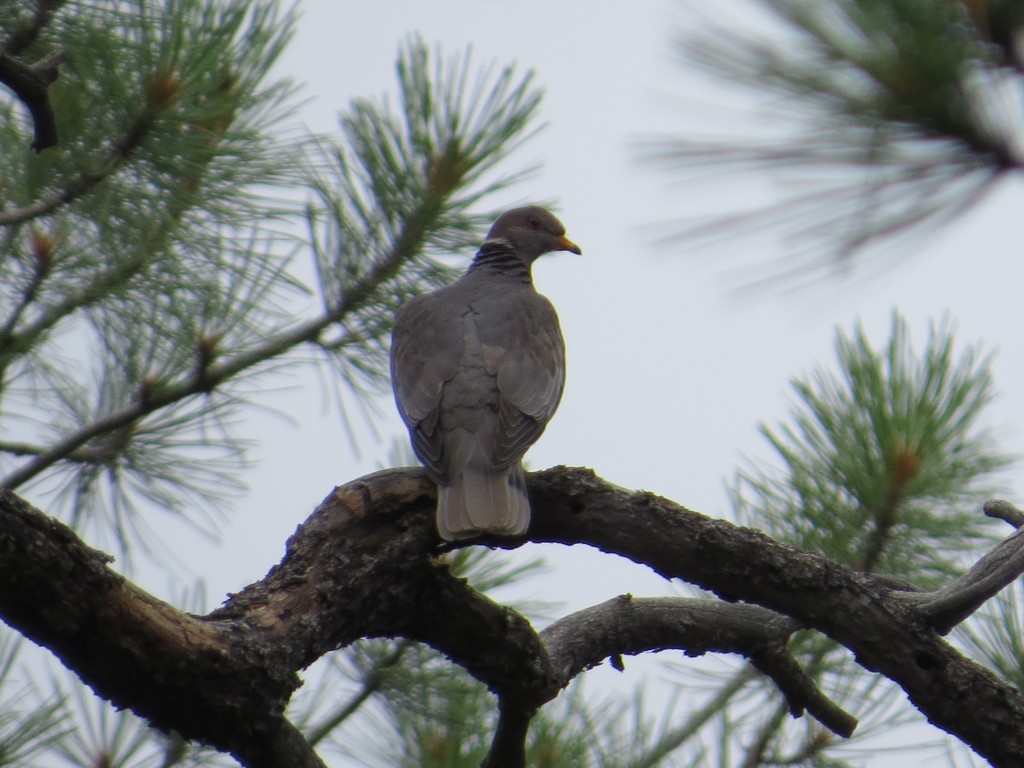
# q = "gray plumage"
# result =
<box><xmin>390</xmin><ymin>206</ymin><xmax>581</xmax><ymax>540</ymax></box>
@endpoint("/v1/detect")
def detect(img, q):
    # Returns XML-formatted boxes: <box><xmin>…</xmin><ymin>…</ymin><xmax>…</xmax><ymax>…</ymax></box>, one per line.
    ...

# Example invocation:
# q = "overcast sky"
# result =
<box><xmin>129</xmin><ymin>2</ymin><xmax>1024</xmax><ymax>764</ymax></box>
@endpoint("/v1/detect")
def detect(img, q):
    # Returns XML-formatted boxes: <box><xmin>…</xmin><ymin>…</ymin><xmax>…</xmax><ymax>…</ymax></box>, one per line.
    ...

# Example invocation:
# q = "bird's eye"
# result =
<box><xmin>527</xmin><ymin>216</ymin><xmax>541</xmax><ymax>230</ymax></box>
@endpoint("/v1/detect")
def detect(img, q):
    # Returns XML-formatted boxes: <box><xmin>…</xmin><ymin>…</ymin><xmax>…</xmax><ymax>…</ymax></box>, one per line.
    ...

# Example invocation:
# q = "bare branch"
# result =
<box><xmin>541</xmin><ymin>595</ymin><xmax>796</xmax><ymax>679</ymax></box>
<box><xmin>903</xmin><ymin>526</ymin><xmax>1024</xmax><ymax>634</ymax></box>
<box><xmin>984</xmin><ymin>499</ymin><xmax>1024</xmax><ymax>529</ymax></box>
<box><xmin>748</xmin><ymin>645</ymin><xmax>856</xmax><ymax>738</ymax></box>
<box><xmin>541</xmin><ymin>595</ymin><xmax>855</xmax><ymax>738</ymax></box>
<box><xmin>0</xmin><ymin>486</ymin><xmax>308</xmax><ymax>766</ymax></box>
<box><xmin>522</xmin><ymin>466</ymin><xmax>1024</xmax><ymax>767</ymax></box>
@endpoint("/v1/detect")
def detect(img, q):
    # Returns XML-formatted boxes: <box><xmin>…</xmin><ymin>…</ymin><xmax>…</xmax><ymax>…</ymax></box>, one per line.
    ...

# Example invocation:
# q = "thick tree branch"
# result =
<box><xmin>0</xmin><ymin>487</ymin><xmax>305</xmax><ymax>766</ymax></box>
<box><xmin>523</xmin><ymin>466</ymin><xmax>1024</xmax><ymax>768</ymax></box>
<box><xmin>3</xmin><ymin>467</ymin><xmax>1024</xmax><ymax>768</ymax></box>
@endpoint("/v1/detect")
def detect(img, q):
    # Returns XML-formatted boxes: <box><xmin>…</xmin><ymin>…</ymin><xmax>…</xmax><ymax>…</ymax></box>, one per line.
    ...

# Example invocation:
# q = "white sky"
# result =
<box><xmin>92</xmin><ymin>1</ymin><xmax>1024</xmax><ymax>765</ymax></box>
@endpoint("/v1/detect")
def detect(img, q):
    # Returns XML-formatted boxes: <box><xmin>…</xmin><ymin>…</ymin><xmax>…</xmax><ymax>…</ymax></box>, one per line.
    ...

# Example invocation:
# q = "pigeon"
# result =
<box><xmin>390</xmin><ymin>206</ymin><xmax>581</xmax><ymax>540</ymax></box>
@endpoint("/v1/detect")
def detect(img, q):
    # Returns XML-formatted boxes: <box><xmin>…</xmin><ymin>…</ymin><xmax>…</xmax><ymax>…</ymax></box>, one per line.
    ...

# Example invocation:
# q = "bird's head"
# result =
<box><xmin>485</xmin><ymin>206</ymin><xmax>582</xmax><ymax>263</ymax></box>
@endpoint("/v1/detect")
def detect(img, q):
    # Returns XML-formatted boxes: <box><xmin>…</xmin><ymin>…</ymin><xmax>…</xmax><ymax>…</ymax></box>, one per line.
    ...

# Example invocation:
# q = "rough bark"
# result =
<box><xmin>2</xmin><ymin>466</ymin><xmax>1024</xmax><ymax>767</ymax></box>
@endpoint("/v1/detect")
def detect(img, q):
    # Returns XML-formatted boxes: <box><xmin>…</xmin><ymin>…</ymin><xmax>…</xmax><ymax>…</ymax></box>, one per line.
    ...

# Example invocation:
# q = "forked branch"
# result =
<box><xmin>2</xmin><ymin>468</ymin><xmax>1024</xmax><ymax>767</ymax></box>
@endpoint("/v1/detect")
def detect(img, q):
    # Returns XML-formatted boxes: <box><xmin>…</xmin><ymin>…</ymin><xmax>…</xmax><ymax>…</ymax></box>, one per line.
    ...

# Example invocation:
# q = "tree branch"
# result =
<box><xmin>0</xmin><ymin>189</ymin><xmax>455</xmax><ymax>490</ymax></box>
<box><xmin>984</xmin><ymin>498</ymin><xmax>1024</xmax><ymax>528</ymax></box>
<box><xmin>522</xmin><ymin>467</ymin><xmax>1024</xmax><ymax>768</ymax></box>
<box><xmin>539</xmin><ymin>595</ymin><xmax>856</xmax><ymax>737</ymax></box>
<box><xmin>0</xmin><ymin>486</ymin><xmax>307</xmax><ymax>764</ymax></box>
<box><xmin>3</xmin><ymin>467</ymin><xmax>1024</xmax><ymax>767</ymax></box>
<box><xmin>234</xmin><ymin>719</ymin><xmax>328</xmax><ymax>768</ymax></box>
<box><xmin>482</xmin><ymin>702</ymin><xmax>531</xmax><ymax>768</ymax></box>
<box><xmin>541</xmin><ymin>596</ymin><xmax>796</xmax><ymax>680</ymax></box>
<box><xmin>0</xmin><ymin>49</ymin><xmax>66</xmax><ymax>151</ymax></box>
<box><xmin>904</xmin><ymin>525</ymin><xmax>1024</xmax><ymax>634</ymax></box>
<box><xmin>747</xmin><ymin>644</ymin><xmax>854</xmax><ymax>738</ymax></box>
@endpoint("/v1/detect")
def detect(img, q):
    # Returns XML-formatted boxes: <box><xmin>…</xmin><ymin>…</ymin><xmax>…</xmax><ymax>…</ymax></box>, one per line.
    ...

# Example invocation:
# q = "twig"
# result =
<box><xmin>0</xmin><ymin>106</ymin><xmax>161</xmax><ymax>225</ymax></box>
<box><xmin>748</xmin><ymin>645</ymin><xmax>856</xmax><ymax>737</ymax></box>
<box><xmin>984</xmin><ymin>499</ymin><xmax>1024</xmax><ymax>529</ymax></box>
<box><xmin>902</xmin><ymin>525</ymin><xmax>1024</xmax><ymax>634</ymax></box>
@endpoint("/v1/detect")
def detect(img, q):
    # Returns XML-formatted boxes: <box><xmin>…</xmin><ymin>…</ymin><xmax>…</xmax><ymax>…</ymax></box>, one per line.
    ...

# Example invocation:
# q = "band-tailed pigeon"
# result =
<box><xmin>390</xmin><ymin>206</ymin><xmax>581</xmax><ymax>540</ymax></box>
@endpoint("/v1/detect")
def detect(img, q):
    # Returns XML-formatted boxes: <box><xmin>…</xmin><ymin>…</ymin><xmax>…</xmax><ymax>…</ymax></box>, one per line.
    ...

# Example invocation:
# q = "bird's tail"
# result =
<box><xmin>437</xmin><ymin>463</ymin><xmax>529</xmax><ymax>541</ymax></box>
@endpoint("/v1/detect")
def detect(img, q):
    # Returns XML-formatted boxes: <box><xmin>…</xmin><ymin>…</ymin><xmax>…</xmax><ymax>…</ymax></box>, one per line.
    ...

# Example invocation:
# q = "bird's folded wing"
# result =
<box><xmin>481</xmin><ymin>293</ymin><xmax>566</xmax><ymax>468</ymax></box>
<box><xmin>390</xmin><ymin>292</ymin><xmax>463</xmax><ymax>474</ymax></box>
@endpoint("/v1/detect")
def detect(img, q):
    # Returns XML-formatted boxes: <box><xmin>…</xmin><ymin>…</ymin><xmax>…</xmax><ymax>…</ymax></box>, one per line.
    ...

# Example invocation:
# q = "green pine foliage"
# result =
<box><xmin>0</xmin><ymin>0</ymin><xmax>305</xmax><ymax>555</ymax></box>
<box><xmin>0</xmin><ymin>3</ymin><xmax>543</xmax><ymax>559</ymax></box>
<box><xmin>648</xmin><ymin>0</ymin><xmax>1024</xmax><ymax>270</ymax></box>
<box><xmin>0</xmin><ymin>636</ymin><xmax>67</xmax><ymax>767</ymax></box>
<box><xmin>655</xmin><ymin>311</ymin><xmax>1014</xmax><ymax>766</ymax></box>
<box><xmin>305</xmin><ymin>38</ymin><xmax>543</xmax><ymax>399</ymax></box>
<box><xmin>0</xmin><ymin>0</ymin><xmax>530</xmax><ymax>760</ymax></box>
<box><xmin>735</xmin><ymin>310</ymin><xmax>1011</xmax><ymax>584</ymax></box>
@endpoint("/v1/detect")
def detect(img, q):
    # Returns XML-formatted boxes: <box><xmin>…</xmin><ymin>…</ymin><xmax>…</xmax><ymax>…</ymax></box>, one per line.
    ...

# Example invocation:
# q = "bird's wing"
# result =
<box><xmin>477</xmin><ymin>290</ymin><xmax>566</xmax><ymax>468</ymax></box>
<box><xmin>390</xmin><ymin>291</ymin><xmax>463</xmax><ymax>477</ymax></box>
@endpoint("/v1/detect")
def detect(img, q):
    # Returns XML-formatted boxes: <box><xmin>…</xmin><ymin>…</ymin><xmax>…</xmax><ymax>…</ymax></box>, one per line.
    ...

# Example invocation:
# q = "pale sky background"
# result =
<box><xmin>46</xmin><ymin>1</ymin><xmax>1024</xmax><ymax>765</ymax></box>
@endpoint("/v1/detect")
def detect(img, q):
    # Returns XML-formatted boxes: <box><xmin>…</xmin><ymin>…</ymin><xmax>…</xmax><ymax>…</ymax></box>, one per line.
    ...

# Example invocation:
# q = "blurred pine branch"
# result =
<box><xmin>645</xmin><ymin>0</ymin><xmax>1024</xmax><ymax>276</ymax></box>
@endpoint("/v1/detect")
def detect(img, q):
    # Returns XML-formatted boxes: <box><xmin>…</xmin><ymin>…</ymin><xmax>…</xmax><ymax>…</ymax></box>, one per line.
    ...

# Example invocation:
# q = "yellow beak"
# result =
<box><xmin>557</xmin><ymin>235</ymin><xmax>582</xmax><ymax>255</ymax></box>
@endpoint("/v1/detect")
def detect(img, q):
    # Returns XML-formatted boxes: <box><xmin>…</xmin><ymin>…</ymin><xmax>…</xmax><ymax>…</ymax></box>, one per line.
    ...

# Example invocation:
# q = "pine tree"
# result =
<box><xmin>4</xmin><ymin>2</ymin><xmax>1024</xmax><ymax>768</ymax></box>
